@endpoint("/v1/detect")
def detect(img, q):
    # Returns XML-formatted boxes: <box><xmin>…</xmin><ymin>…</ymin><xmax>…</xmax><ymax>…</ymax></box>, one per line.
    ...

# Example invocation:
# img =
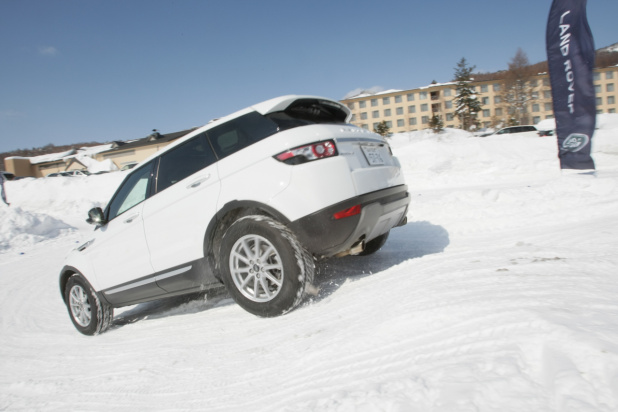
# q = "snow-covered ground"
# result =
<box><xmin>1</xmin><ymin>115</ymin><xmax>618</xmax><ymax>411</ymax></box>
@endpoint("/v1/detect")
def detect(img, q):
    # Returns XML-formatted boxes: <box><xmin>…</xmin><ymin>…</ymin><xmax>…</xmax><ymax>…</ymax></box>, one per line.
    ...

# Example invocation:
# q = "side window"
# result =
<box><xmin>156</xmin><ymin>133</ymin><xmax>217</xmax><ymax>193</ymax></box>
<box><xmin>207</xmin><ymin>111</ymin><xmax>278</xmax><ymax>159</ymax></box>
<box><xmin>107</xmin><ymin>164</ymin><xmax>153</xmax><ymax>220</ymax></box>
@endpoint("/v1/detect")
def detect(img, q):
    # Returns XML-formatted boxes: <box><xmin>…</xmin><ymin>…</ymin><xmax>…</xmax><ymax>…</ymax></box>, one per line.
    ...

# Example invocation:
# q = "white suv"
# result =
<box><xmin>60</xmin><ymin>95</ymin><xmax>410</xmax><ymax>335</ymax></box>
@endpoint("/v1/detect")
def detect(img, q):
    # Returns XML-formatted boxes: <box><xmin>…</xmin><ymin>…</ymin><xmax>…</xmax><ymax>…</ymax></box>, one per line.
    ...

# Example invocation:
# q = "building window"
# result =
<box><xmin>372</xmin><ymin>110</ymin><xmax>379</xmax><ymax>118</ymax></box>
<box><xmin>384</xmin><ymin>109</ymin><xmax>391</xmax><ymax>117</ymax></box>
<box><xmin>607</xmin><ymin>71</ymin><xmax>614</xmax><ymax>80</ymax></box>
<box><xmin>395</xmin><ymin>95</ymin><xmax>402</xmax><ymax>103</ymax></box>
<box><xmin>607</xmin><ymin>83</ymin><xmax>615</xmax><ymax>92</ymax></box>
<box><xmin>495</xmin><ymin>108</ymin><xmax>503</xmax><ymax>116</ymax></box>
<box><xmin>371</xmin><ymin>99</ymin><xmax>378</xmax><ymax>107</ymax></box>
<box><xmin>420</xmin><ymin>103</ymin><xmax>428</xmax><ymax>112</ymax></box>
<box><xmin>386</xmin><ymin>121</ymin><xmax>392</xmax><ymax>128</ymax></box>
<box><xmin>531</xmin><ymin>92</ymin><xmax>539</xmax><ymax>100</ymax></box>
<box><xmin>532</xmin><ymin>104</ymin><xmax>540</xmax><ymax>112</ymax></box>
<box><xmin>421</xmin><ymin>116</ymin><xmax>429</xmax><ymax>124</ymax></box>
<box><xmin>494</xmin><ymin>96</ymin><xmax>502</xmax><ymax>104</ymax></box>
<box><xmin>544</xmin><ymin>90</ymin><xmax>552</xmax><ymax>99</ymax></box>
<box><xmin>419</xmin><ymin>91</ymin><xmax>428</xmax><ymax>100</ymax></box>
<box><xmin>445</xmin><ymin>100</ymin><xmax>453</xmax><ymax>109</ymax></box>
<box><xmin>543</xmin><ymin>78</ymin><xmax>550</xmax><ymax>86</ymax></box>
<box><xmin>446</xmin><ymin>113</ymin><xmax>454</xmax><ymax>121</ymax></box>
<box><xmin>482</xmin><ymin>109</ymin><xmax>490</xmax><ymax>117</ymax></box>
<box><xmin>407</xmin><ymin>93</ymin><xmax>415</xmax><ymax>101</ymax></box>
<box><xmin>409</xmin><ymin>118</ymin><xmax>417</xmax><ymax>125</ymax></box>
<box><xmin>383</xmin><ymin>97</ymin><xmax>390</xmax><ymax>105</ymax></box>
<box><xmin>594</xmin><ymin>72</ymin><xmax>600</xmax><ymax>81</ymax></box>
<box><xmin>544</xmin><ymin>103</ymin><xmax>552</xmax><ymax>111</ymax></box>
<box><xmin>608</xmin><ymin>96</ymin><xmax>615</xmax><ymax>105</ymax></box>
<box><xmin>350</xmin><ymin>114</ymin><xmax>356</xmax><ymax>122</ymax></box>
<box><xmin>444</xmin><ymin>88</ymin><xmax>452</xmax><ymax>97</ymax></box>
<box><xmin>397</xmin><ymin>119</ymin><xmax>404</xmax><ymax>127</ymax></box>
<box><xmin>610</xmin><ymin>108</ymin><xmax>616</xmax><ymax>113</ymax></box>
<box><xmin>493</xmin><ymin>83</ymin><xmax>501</xmax><ymax>92</ymax></box>
<box><xmin>482</xmin><ymin>97</ymin><xmax>489</xmax><ymax>105</ymax></box>
<box><xmin>347</xmin><ymin>102</ymin><xmax>355</xmax><ymax>110</ymax></box>
<box><xmin>408</xmin><ymin>105</ymin><xmax>416</xmax><ymax>113</ymax></box>
<box><xmin>359</xmin><ymin>101</ymin><xmax>366</xmax><ymax>108</ymax></box>
<box><xmin>595</xmin><ymin>85</ymin><xmax>602</xmax><ymax>93</ymax></box>
<box><xmin>596</xmin><ymin>97</ymin><xmax>603</xmax><ymax>106</ymax></box>
<box><xmin>533</xmin><ymin>116</ymin><xmax>541</xmax><ymax>124</ymax></box>
<box><xmin>360</xmin><ymin>112</ymin><xmax>368</xmax><ymax>120</ymax></box>
<box><xmin>481</xmin><ymin>85</ymin><xmax>488</xmax><ymax>93</ymax></box>
<box><xmin>529</xmin><ymin>79</ymin><xmax>538</xmax><ymax>87</ymax></box>
<box><xmin>396</xmin><ymin>107</ymin><xmax>404</xmax><ymax>115</ymax></box>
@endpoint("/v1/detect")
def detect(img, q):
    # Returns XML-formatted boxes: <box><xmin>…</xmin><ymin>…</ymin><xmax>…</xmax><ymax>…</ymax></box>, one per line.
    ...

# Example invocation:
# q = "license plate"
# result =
<box><xmin>361</xmin><ymin>145</ymin><xmax>385</xmax><ymax>166</ymax></box>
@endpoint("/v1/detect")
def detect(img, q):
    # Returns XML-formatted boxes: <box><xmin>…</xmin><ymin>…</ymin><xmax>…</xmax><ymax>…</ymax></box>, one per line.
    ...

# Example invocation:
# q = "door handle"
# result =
<box><xmin>124</xmin><ymin>213</ymin><xmax>139</xmax><ymax>223</ymax></box>
<box><xmin>187</xmin><ymin>174</ymin><xmax>211</xmax><ymax>188</ymax></box>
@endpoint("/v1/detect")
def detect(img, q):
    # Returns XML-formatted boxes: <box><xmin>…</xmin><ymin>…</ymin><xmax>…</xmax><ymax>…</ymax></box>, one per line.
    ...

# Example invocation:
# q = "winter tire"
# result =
<box><xmin>220</xmin><ymin>215</ymin><xmax>314</xmax><ymax>317</ymax></box>
<box><xmin>358</xmin><ymin>231</ymin><xmax>390</xmax><ymax>256</ymax></box>
<box><xmin>64</xmin><ymin>274</ymin><xmax>112</xmax><ymax>336</ymax></box>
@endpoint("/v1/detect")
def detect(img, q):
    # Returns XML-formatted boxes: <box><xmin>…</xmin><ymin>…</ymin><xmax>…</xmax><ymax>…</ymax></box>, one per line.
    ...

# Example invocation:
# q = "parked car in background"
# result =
<box><xmin>47</xmin><ymin>172</ymin><xmax>73</xmax><ymax>177</ymax></box>
<box><xmin>120</xmin><ymin>163</ymin><xmax>137</xmax><ymax>171</ymax></box>
<box><xmin>538</xmin><ymin>129</ymin><xmax>555</xmax><ymax>137</ymax></box>
<box><xmin>486</xmin><ymin>125</ymin><xmax>538</xmax><ymax>136</ymax></box>
<box><xmin>67</xmin><ymin>170</ymin><xmax>91</xmax><ymax>176</ymax></box>
<box><xmin>1</xmin><ymin>171</ymin><xmax>15</xmax><ymax>181</ymax></box>
<box><xmin>59</xmin><ymin>95</ymin><xmax>410</xmax><ymax>335</ymax></box>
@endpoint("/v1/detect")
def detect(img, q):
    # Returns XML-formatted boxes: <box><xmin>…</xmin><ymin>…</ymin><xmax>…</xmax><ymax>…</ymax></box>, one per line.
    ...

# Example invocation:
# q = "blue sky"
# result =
<box><xmin>1</xmin><ymin>0</ymin><xmax>617</xmax><ymax>153</ymax></box>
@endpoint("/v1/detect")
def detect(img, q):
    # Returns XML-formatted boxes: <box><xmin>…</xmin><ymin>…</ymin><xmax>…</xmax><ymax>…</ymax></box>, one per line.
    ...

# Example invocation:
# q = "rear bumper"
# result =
<box><xmin>288</xmin><ymin>185</ymin><xmax>410</xmax><ymax>258</ymax></box>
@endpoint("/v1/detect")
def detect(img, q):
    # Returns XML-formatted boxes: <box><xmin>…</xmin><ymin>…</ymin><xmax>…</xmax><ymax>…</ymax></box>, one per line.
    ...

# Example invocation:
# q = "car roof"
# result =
<box><xmin>133</xmin><ymin>95</ymin><xmax>350</xmax><ymax>169</ymax></box>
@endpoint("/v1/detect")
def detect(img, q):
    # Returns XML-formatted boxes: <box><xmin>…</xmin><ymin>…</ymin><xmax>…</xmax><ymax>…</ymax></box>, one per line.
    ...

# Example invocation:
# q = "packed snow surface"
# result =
<box><xmin>1</xmin><ymin>115</ymin><xmax>618</xmax><ymax>411</ymax></box>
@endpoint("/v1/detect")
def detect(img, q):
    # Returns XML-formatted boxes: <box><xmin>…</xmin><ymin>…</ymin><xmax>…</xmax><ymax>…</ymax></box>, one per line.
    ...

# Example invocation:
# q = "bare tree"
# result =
<box><xmin>500</xmin><ymin>48</ymin><xmax>534</xmax><ymax>125</ymax></box>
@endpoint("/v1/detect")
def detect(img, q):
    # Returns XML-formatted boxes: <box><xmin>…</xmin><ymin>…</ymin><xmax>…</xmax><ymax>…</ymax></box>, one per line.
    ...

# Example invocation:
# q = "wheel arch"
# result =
<box><xmin>59</xmin><ymin>266</ymin><xmax>110</xmax><ymax>306</ymax></box>
<box><xmin>204</xmin><ymin>200</ymin><xmax>291</xmax><ymax>276</ymax></box>
<box><xmin>59</xmin><ymin>266</ymin><xmax>81</xmax><ymax>303</ymax></box>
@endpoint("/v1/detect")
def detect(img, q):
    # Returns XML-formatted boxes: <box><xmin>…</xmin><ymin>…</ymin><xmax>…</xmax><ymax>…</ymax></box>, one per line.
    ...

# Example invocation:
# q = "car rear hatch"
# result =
<box><xmin>257</xmin><ymin>95</ymin><xmax>405</xmax><ymax>196</ymax></box>
<box><xmin>333</xmin><ymin>126</ymin><xmax>404</xmax><ymax>195</ymax></box>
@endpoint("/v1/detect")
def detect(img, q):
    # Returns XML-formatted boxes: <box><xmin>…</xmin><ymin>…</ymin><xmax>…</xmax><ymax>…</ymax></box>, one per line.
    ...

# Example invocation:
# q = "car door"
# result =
<box><xmin>87</xmin><ymin>163</ymin><xmax>156</xmax><ymax>290</ymax></box>
<box><xmin>142</xmin><ymin>133</ymin><xmax>221</xmax><ymax>275</ymax></box>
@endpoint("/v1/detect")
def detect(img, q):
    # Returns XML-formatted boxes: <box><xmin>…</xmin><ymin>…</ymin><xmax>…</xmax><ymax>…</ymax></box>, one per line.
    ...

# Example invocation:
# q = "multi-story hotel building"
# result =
<box><xmin>341</xmin><ymin>65</ymin><xmax>618</xmax><ymax>134</ymax></box>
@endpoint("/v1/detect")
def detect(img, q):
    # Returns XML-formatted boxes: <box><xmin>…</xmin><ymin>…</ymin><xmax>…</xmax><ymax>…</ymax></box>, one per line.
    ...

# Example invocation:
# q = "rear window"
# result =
<box><xmin>266</xmin><ymin>98</ymin><xmax>348</xmax><ymax>131</ymax></box>
<box><xmin>206</xmin><ymin>111</ymin><xmax>279</xmax><ymax>159</ymax></box>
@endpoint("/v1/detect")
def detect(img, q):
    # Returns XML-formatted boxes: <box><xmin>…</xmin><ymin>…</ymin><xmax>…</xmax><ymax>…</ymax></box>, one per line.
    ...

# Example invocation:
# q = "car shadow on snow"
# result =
<box><xmin>110</xmin><ymin>220</ymin><xmax>448</xmax><ymax>330</ymax></box>
<box><xmin>308</xmin><ymin>220</ymin><xmax>449</xmax><ymax>304</ymax></box>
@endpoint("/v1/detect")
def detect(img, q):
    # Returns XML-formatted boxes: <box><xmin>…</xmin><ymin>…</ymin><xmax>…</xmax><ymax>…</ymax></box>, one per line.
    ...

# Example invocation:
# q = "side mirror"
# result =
<box><xmin>86</xmin><ymin>207</ymin><xmax>106</xmax><ymax>226</ymax></box>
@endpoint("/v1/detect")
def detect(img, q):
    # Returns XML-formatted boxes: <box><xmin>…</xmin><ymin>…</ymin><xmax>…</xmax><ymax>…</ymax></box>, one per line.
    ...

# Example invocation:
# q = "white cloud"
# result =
<box><xmin>38</xmin><ymin>46</ymin><xmax>58</xmax><ymax>56</ymax></box>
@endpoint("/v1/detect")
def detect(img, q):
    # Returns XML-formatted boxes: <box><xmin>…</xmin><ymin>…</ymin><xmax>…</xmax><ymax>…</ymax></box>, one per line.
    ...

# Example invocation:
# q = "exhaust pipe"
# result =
<box><xmin>335</xmin><ymin>240</ymin><xmax>365</xmax><ymax>258</ymax></box>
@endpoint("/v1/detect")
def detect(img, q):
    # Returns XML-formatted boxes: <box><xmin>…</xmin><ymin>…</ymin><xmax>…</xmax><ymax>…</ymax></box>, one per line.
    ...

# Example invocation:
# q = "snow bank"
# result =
<box><xmin>0</xmin><ymin>205</ymin><xmax>72</xmax><ymax>251</ymax></box>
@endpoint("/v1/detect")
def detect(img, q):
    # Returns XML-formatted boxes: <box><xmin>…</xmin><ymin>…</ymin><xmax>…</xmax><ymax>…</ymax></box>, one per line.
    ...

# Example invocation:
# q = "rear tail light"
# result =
<box><xmin>333</xmin><ymin>204</ymin><xmax>361</xmax><ymax>220</ymax></box>
<box><xmin>274</xmin><ymin>140</ymin><xmax>338</xmax><ymax>165</ymax></box>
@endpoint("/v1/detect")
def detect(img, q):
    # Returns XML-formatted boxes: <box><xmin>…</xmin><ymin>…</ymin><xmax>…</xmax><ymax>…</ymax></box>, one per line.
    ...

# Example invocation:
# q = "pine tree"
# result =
<box><xmin>374</xmin><ymin>120</ymin><xmax>391</xmax><ymax>137</ymax></box>
<box><xmin>453</xmin><ymin>58</ymin><xmax>483</xmax><ymax>131</ymax></box>
<box><xmin>428</xmin><ymin>114</ymin><xmax>444</xmax><ymax>133</ymax></box>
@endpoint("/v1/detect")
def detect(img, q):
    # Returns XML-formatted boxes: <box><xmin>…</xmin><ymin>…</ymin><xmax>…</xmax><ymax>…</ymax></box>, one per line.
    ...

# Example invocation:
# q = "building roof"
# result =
<box><xmin>97</xmin><ymin>128</ymin><xmax>198</xmax><ymax>155</ymax></box>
